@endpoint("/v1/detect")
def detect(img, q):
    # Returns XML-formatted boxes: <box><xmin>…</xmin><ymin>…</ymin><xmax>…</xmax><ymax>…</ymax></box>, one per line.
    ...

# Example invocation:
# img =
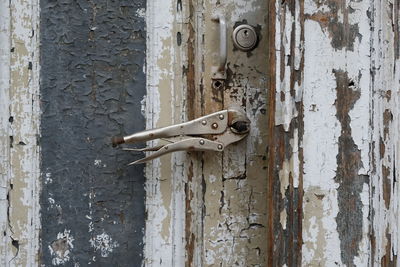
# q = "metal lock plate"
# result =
<box><xmin>232</xmin><ymin>24</ymin><xmax>258</xmax><ymax>52</ymax></box>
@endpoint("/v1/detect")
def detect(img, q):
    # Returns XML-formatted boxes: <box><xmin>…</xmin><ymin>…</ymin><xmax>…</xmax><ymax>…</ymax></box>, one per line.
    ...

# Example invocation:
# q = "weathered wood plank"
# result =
<box><xmin>370</xmin><ymin>0</ymin><xmax>400</xmax><ymax>265</ymax></box>
<box><xmin>269</xmin><ymin>1</ymin><xmax>371</xmax><ymax>266</ymax></box>
<box><xmin>0</xmin><ymin>1</ymin><xmax>11</xmax><ymax>265</ymax></box>
<box><xmin>144</xmin><ymin>0</ymin><xmax>189</xmax><ymax>265</ymax></box>
<box><xmin>0</xmin><ymin>0</ymin><xmax>41</xmax><ymax>265</ymax></box>
<box><xmin>268</xmin><ymin>1</ymin><xmax>304</xmax><ymax>265</ymax></box>
<box><xmin>193</xmin><ymin>1</ymin><xmax>270</xmax><ymax>266</ymax></box>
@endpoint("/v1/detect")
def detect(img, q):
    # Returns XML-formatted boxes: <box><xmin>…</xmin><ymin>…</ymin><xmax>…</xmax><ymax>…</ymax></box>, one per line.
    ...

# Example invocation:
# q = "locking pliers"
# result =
<box><xmin>112</xmin><ymin>108</ymin><xmax>250</xmax><ymax>165</ymax></box>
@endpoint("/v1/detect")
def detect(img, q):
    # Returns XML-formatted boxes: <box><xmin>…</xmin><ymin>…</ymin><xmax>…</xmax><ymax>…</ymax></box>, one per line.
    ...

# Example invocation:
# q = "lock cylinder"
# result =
<box><xmin>232</xmin><ymin>24</ymin><xmax>258</xmax><ymax>52</ymax></box>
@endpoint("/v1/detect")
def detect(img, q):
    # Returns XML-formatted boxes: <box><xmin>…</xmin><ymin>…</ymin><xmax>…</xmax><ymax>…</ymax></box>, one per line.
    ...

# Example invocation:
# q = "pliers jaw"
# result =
<box><xmin>112</xmin><ymin>107</ymin><xmax>250</xmax><ymax>165</ymax></box>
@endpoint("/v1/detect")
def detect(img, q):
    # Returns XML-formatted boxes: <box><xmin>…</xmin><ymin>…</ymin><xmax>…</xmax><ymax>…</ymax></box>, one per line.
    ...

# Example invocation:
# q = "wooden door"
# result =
<box><xmin>1</xmin><ymin>0</ymin><xmax>399</xmax><ymax>266</ymax></box>
<box><xmin>144</xmin><ymin>0</ymin><xmax>400</xmax><ymax>266</ymax></box>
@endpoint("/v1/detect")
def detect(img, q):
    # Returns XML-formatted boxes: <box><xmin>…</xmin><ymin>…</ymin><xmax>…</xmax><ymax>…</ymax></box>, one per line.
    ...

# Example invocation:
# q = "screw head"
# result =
<box><xmin>211</xmin><ymin>123</ymin><xmax>218</xmax><ymax>129</ymax></box>
<box><xmin>217</xmin><ymin>144</ymin><xmax>223</xmax><ymax>150</ymax></box>
<box><xmin>219</xmin><ymin>114</ymin><xmax>224</xmax><ymax>120</ymax></box>
<box><xmin>199</xmin><ymin>139</ymin><xmax>205</xmax><ymax>145</ymax></box>
<box><xmin>201</xmin><ymin>120</ymin><xmax>207</xmax><ymax>126</ymax></box>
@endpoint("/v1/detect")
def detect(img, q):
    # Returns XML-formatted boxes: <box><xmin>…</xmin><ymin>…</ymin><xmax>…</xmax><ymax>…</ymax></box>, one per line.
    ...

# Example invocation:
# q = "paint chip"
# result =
<box><xmin>49</xmin><ymin>229</ymin><xmax>74</xmax><ymax>265</ymax></box>
<box><xmin>45</xmin><ymin>172</ymin><xmax>53</xmax><ymax>184</ymax></box>
<box><xmin>140</xmin><ymin>96</ymin><xmax>146</xmax><ymax>118</ymax></box>
<box><xmin>136</xmin><ymin>8</ymin><xmax>146</xmax><ymax>18</ymax></box>
<box><xmin>90</xmin><ymin>232</ymin><xmax>119</xmax><ymax>257</ymax></box>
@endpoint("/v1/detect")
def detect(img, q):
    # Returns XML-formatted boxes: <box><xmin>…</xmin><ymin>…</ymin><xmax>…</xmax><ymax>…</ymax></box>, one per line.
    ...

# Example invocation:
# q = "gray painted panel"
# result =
<box><xmin>40</xmin><ymin>0</ymin><xmax>146</xmax><ymax>265</ymax></box>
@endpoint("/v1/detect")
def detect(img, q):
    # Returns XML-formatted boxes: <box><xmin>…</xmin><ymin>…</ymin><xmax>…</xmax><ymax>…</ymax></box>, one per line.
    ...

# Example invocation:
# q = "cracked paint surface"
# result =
<box><xmin>40</xmin><ymin>0</ymin><xmax>146</xmax><ymax>265</ymax></box>
<box><xmin>191</xmin><ymin>0</ymin><xmax>269</xmax><ymax>266</ymax></box>
<box><xmin>268</xmin><ymin>0</ymin><xmax>397</xmax><ymax>266</ymax></box>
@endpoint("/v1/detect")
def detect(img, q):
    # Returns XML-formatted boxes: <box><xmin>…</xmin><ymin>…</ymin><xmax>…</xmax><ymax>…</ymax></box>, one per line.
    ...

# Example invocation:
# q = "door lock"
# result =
<box><xmin>112</xmin><ymin>108</ymin><xmax>250</xmax><ymax>165</ymax></box>
<box><xmin>232</xmin><ymin>24</ymin><xmax>258</xmax><ymax>52</ymax></box>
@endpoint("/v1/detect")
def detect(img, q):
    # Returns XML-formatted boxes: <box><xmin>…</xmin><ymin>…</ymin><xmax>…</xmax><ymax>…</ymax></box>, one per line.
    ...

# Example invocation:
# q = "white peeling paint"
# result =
<box><xmin>140</xmin><ymin>0</ymin><xmax>399</xmax><ymax>265</ymax></box>
<box><xmin>0</xmin><ymin>0</ymin><xmax>41</xmax><ymax>265</ymax></box>
<box><xmin>136</xmin><ymin>8</ymin><xmax>146</xmax><ymax>18</ymax></box>
<box><xmin>0</xmin><ymin>1</ymin><xmax>11</xmax><ymax>265</ymax></box>
<box><xmin>45</xmin><ymin>172</ymin><xmax>53</xmax><ymax>184</ymax></box>
<box><xmin>48</xmin><ymin>197</ymin><xmax>55</xmax><ymax>206</ymax></box>
<box><xmin>140</xmin><ymin>95</ymin><xmax>147</xmax><ymax>118</ymax></box>
<box><xmin>275</xmin><ymin>4</ymin><xmax>299</xmax><ymax>131</ymax></box>
<box><xmin>280</xmin><ymin>209</ymin><xmax>287</xmax><ymax>230</ymax></box>
<box><xmin>89</xmin><ymin>232</ymin><xmax>119</xmax><ymax>258</ymax></box>
<box><xmin>353</xmin><ymin>183</ymin><xmax>371</xmax><ymax>266</ymax></box>
<box><xmin>48</xmin><ymin>230</ymin><xmax>74</xmax><ymax>266</ymax></box>
<box><xmin>144</xmin><ymin>0</ymin><xmax>179</xmax><ymax>266</ymax></box>
<box><xmin>301</xmin><ymin>0</ymin><xmax>372</xmax><ymax>264</ymax></box>
<box><xmin>301</xmin><ymin>13</ymin><xmax>342</xmax><ymax>267</ymax></box>
<box><xmin>370</xmin><ymin>0</ymin><xmax>400</xmax><ymax>264</ymax></box>
<box><xmin>87</xmin><ymin>190</ymin><xmax>95</xmax><ymax>234</ymax></box>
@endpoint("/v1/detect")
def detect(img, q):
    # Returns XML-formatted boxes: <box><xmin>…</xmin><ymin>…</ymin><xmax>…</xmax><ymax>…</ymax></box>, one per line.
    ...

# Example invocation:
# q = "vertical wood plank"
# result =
<box><xmin>0</xmin><ymin>1</ymin><xmax>11</xmax><ymax>265</ymax></box>
<box><xmin>267</xmin><ymin>1</ymin><xmax>304</xmax><ymax>266</ymax></box>
<box><xmin>301</xmin><ymin>0</ymin><xmax>371</xmax><ymax>265</ymax></box>
<box><xmin>0</xmin><ymin>0</ymin><xmax>41</xmax><ymax>265</ymax></box>
<box><xmin>144</xmin><ymin>0</ymin><xmax>189</xmax><ymax>265</ymax></box>
<box><xmin>195</xmin><ymin>0</ymin><xmax>270</xmax><ymax>266</ymax></box>
<box><xmin>270</xmin><ymin>0</ymin><xmax>379</xmax><ymax>265</ymax></box>
<box><xmin>370</xmin><ymin>0</ymin><xmax>400</xmax><ymax>265</ymax></box>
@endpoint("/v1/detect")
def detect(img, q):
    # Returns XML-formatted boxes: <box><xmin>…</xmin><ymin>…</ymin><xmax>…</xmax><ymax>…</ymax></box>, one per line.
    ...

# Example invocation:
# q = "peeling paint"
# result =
<box><xmin>89</xmin><ymin>232</ymin><xmax>119</xmax><ymax>258</ymax></box>
<box><xmin>370</xmin><ymin>0</ymin><xmax>400</xmax><ymax>265</ymax></box>
<box><xmin>0</xmin><ymin>0</ymin><xmax>396</xmax><ymax>265</ymax></box>
<box><xmin>201</xmin><ymin>0</ymin><xmax>269</xmax><ymax>266</ymax></box>
<box><xmin>39</xmin><ymin>0</ymin><xmax>146</xmax><ymax>265</ymax></box>
<box><xmin>0</xmin><ymin>0</ymin><xmax>41</xmax><ymax>265</ymax></box>
<box><xmin>48</xmin><ymin>229</ymin><xmax>74</xmax><ymax>265</ymax></box>
<box><xmin>144</xmin><ymin>0</ymin><xmax>186</xmax><ymax>266</ymax></box>
<box><xmin>333</xmin><ymin>69</ymin><xmax>368</xmax><ymax>266</ymax></box>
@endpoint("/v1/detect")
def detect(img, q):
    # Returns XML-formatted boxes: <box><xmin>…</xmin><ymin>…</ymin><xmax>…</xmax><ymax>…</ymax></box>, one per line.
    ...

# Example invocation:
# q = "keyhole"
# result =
<box><xmin>244</xmin><ymin>30</ymin><xmax>248</xmax><ymax>36</ymax></box>
<box><xmin>212</xmin><ymin>80</ymin><xmax>224</xmax><ymax>90</ymax></box>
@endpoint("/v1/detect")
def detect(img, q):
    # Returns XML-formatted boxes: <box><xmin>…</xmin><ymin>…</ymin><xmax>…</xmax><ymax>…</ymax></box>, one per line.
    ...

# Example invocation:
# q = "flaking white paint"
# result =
<box><xmin>89</xmin><ymin>232</ymin><xmax>119</xmax><ymax>258</ymax></box>
<box><xmin>144</xmin><ymin>0</ymin><xmax>183</xmax><ymax>266</ymax></box>
<box><xmin>370</xmin><ymin>0</ymin><xmax>400</xmax><ymax>264</ymax></box>
<box><xmin>0</xmin><ymin>0</ymin><xmax>41</xmax><ymax>265</ymax></box>
<box><xmin>302</xmin><ymin>17</ymin><xmax>342</xmax><ymax>266</ymax></box>
<box><xmin>48</xmin><ymin>230</ymin><xmax>74</xmax><ymax>266</ymax></box>
<box><xmin>140</xmin><ymin>0</ymin><xmax>399</xmax><ymax>265</ymax></box>
<box><xmin>275</xmin><ymin>5</ymin><xmax>299</xmax><ymax>131</ymax></box>
<box><xmin>301</xmin><ymin>0</ymin><xmax>372</xmax><ymax>265</ymax></box>
<box><xmin>0</xmin><ymin>1</ymin><xmax>11</xmax><ymax>265</ymax></box>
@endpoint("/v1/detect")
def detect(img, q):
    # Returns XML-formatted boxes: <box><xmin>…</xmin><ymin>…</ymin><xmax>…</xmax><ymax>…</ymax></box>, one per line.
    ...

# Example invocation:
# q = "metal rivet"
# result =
<box><xmin>219</xmin><ymin>114</ymin><xmax>224</xmax><ymax>120</ymax></box>
<box><xmin>201</xmin><ymin>120</ymin><xmax>207</xmax><ymax>125</ymax></box>
<box><xmin>199</xmin><ymin>140</ymin><xmax>205</xmax><ymax>145</ymax></box>
<box><xmin>212</xmin><ymin>123</ymin><xmax>218</xmax><ymax>129</ymax></box>
<box><xmin>217</xmin><ymin>144</ymin><xmax>223</xmax><ymax>150</ymax></box>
